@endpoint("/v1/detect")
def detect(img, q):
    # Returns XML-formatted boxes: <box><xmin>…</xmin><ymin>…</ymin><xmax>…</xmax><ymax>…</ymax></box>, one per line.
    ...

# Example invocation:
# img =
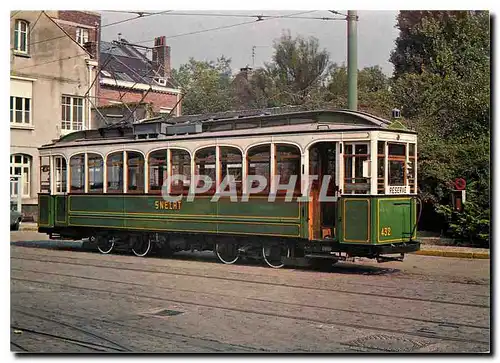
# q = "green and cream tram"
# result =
<box><xmin>37</xmin><ymin>108</ymin><xmax>420</xmax><ymax>268</ymax></box>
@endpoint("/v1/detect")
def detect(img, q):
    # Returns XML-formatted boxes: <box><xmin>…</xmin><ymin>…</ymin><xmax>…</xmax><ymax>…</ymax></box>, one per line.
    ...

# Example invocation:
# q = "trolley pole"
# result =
<box><xmin>347</xmin><ymin>10</ymin><xmax>358</xmax><ymax>111</ymax></box>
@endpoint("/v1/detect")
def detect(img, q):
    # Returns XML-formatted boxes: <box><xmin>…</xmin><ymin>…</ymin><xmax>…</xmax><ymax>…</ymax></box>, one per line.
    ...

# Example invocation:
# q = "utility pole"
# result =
<box><xmin>347</xmin><ymin>10</ymin><xmax>358</xmax><ymax>111</ymax></box>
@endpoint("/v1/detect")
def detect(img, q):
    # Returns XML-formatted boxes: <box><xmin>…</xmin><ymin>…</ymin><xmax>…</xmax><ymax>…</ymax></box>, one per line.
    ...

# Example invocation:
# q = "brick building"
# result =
<box><xmin>95</xmin><ymin>35</ymin><xmax>182</xmax><ymax>124</ymax></box>
<box><xmin>49</xmin><ymin>10</ymin><xmax>101</xmax><ymax>58</ymax></box>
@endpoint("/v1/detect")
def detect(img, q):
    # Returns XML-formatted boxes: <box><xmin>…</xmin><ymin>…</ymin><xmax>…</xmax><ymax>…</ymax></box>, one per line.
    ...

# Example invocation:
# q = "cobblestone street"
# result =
<box><xmin>10</xmin><ymin>231</ymin><xmax>490</xmax><ymax>353</ymax></box>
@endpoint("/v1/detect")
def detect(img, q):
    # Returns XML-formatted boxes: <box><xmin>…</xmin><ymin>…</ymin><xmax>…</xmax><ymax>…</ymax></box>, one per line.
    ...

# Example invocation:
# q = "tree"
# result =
<box><xmin>325</xmin><ymin>64</ymin><xmax>393</xmax><ymax>118</ymax></box>
<box><xmin>390</xmin><ymin>11</ymin><xmax>491</xmax><ymax>243</ymax></box>
<box><xmin>235</xmin><ymin>32</ymin><xmax>331</xmax><ymax>109</ymax></box>
<box><xmin>171</xmin><ymin>56</ymin><xmax>235</xmax><ymax>115</ymax></box>
<box><xmin>271</xmin><ymin>31</ymin><xmax>331</xmax><ymax>104</ymax></box>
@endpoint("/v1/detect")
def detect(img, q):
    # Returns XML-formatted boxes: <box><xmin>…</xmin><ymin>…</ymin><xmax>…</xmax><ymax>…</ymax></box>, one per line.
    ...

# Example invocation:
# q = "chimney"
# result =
<box><xmin>83</xmin><ymin>41</ymin><xmax>98</xmax><ymax>59</ymax></box>
<box><xmin>152</xmin><ymin>36</ymin><xmax>171</xmax><ymax>79</ymax></box>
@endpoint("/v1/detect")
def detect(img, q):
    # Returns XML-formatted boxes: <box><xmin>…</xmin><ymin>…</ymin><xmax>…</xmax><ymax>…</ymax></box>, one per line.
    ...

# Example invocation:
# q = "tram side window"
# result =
<box><xmin>344</xmin><ymin>144</ymin><xmax>370</xmax><ymax>194</ymax></box>
<box><xmin>220</xmin><ymin>147</ymin><xmax>242</xmax><ymax>193</ymax></box>
<box><xmin>247</xmin><ymin>145</ymin><xmax>270</xmax><ymax>194</ymax></box>
<box><xmin>148</xmin><ymin>150</ymin><xmax>168</xmax><ymax>193</ymax></box>
<box><xmin>107</xmin><ymin>152</ymin><xmax>123</xmax><ymax>193</ymax></box>
<box><xmin>388</xmin><ymin>143</ymin><xmax>406</xmax><ymax>187</ymax></box>
<box><xmin>40</xmin><ymin>156</ymin><xmax>50</xmax><ymax>193</ymax></box>
<box><xmin>276</xmin><ymin>144</ymin><xmax>301</xmax><ymax>195</ymax></box>
<box><xmin>408</xmin><ymin>143</ymin><xmax>416</xmax><ymax>193</ymax></box>
<box><xmin>54</xmin><ymin>156</ymin><xmax>67</xmax><ymax>193</ymax></box>
<box><xmin>195</xmin><ymin>147</ymin><xmax>216</xmax><ymax>194</ymax></box>
<box><xmin>377</xmin><ymin>141</ymin><xmax>385</xmax><ymax>194</ymax></box>
<box><xmin>170</xmin><ymin>149</ymin><xmax>191</xmax><ymax>195</ymax></box>
<box><xmin>127</xmin><ymin>151</ymin><xmax>144</xmax><ymax>193</ymax></box>
<box><xmin>70</xmin><ymin>154</ymin><xmax>85</xmax><ymax>193</ymax></box>
<box><xmin>88</xmin><ymin>154</ymin><xmax>103</xmax><ymax>193</ymax></box>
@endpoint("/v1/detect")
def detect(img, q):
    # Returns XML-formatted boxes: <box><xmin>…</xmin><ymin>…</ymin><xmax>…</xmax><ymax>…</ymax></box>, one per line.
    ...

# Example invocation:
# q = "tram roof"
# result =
<box><xmin>40</xmin><ymin>108</ymin><xmax>416</xmax><ymax>149</ymax></box>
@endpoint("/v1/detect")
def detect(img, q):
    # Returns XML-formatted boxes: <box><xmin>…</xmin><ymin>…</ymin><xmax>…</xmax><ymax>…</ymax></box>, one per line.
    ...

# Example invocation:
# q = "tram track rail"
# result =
<box><xmin>11</xmin><ymin>308</ymin><xmax>132</xmax><ymax>352</ymax></box>
<box><xmin>11</xmin><ymin>267</ymin><xmax>489</xmax><ymax>330</ymax></box>
<box><xmin>11</xmin><ymin>255</ymin><xmax>489</xmax><ymax>308</ymax></box>
<box><xmin>11</xmin><ymin>244</ymin><xmax>490</xmax><ymax>288</ymax></box>
<box><xmin>10</xmin><ymin>341</ymin><xmax>28</xmax><ymax>352</ymax></box>
<box><xmin>11</xmin><ymin>274</ymin><xmax>490</xmax><ymax>346</ymax></box>
<box><xmin>11</xmin><ymin>305</ymin><xmax>271</xmax><ymax>353</ymax></box>
<box><xmin>10</xmin><ymin>325</ymin><xmax>126</xmax><ymax>352</ymax></box>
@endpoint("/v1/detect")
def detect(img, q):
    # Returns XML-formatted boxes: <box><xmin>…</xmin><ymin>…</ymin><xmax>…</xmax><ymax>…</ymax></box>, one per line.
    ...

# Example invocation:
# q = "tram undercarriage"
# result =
<box><xmin>43</xmin><ymin>227</ymin><xmax>420</xmax><ymax>269</ymax></box>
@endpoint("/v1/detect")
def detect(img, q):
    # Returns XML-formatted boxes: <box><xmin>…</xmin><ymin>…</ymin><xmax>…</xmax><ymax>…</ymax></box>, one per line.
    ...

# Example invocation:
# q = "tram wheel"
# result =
<box><xmin>215</xmin><ymin>242</ymin><xmax>240</xmax><ymax>264</ymax></box>
<box><xmin>97</xmin><ymin>236</ymin><xmax>115</xmax><ymax>254</ymax></box>
<box><xmin>131</xmin><ymin>236</ymin><xmax>152</xmax><ymax>257</ymax></box>
<box><xmin>262</xmin><ymin>244</ymin><xmax>289</xmax><ymax>268</ymax></box>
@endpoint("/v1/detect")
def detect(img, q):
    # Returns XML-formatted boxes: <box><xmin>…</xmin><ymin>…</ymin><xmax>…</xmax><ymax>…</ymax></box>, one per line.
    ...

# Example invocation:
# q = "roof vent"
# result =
<box><xmin>392</xmin><ymin>108</ymin><xmax>401</xmax><ymax>119</ymax></box>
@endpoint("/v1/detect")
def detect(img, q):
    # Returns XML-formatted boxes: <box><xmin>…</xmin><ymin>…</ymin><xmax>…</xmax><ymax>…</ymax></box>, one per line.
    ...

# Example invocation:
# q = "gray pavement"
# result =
<box><xmin>10</xmin><ymin>231</ymin><xmax>490</xmax><ymax>353</ymax></box>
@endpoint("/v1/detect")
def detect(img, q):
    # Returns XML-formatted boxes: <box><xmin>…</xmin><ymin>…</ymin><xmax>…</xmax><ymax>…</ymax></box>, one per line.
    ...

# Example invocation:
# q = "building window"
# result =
<box><xmin>14</xmin><ymin>19</ymin><xmax>29</xmax><ymax>53</ymax></box>
<box><xmin>76</xmin><ymin>27</ymin><xmax>89</xmax><ymax>46</ymax></box>
<box><xmin>10</xmin><ymin>154</ymin><xmax>31</xmax><ymax>197</ymax></box>
<box><xmin>62</xmin><ymin>96</ymin><xmax>84</xmax><ymax>131</ymax></box>
<box><xmin>10</xmin><ymin>96</ymin><xmax>31</xmax><ymax>125</ymax></box>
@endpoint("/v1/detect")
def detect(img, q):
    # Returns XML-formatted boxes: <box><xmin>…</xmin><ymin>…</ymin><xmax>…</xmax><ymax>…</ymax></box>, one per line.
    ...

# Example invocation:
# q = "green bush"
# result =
<box><xmin>435</xmin><ymin>202</ymin><xmax>490</xmax><ymax>247</ymax></box>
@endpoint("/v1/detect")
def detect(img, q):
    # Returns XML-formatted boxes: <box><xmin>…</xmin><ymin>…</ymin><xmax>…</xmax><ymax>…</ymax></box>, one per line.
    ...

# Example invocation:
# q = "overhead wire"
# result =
<box><xmin>12</xmin><ymin>10</ymin><xmax>338</xmax><ymax>73</ymax></box>
<box><xmin>11</xmin><ymin>9</ymin><xmax>332</xmax><ymax>54</ymax></box>
<box><xmin>100</xmin><ymin>10</ymin><xmax>347</xmax><ymax>21</ymax></box>
<box><xmin>10</xmin><ymin>10</ymin><xmax>173</xmax><ymax>50</ymax></box>
<box><xmin>101</xmin><ymin>10</ymin><xmax>173</xmax><ymax>28</ymax></box>
<box><xmin>131</xmin><ymin>10</ymin><xmax>320</xmax><ymax>45</ymax></box>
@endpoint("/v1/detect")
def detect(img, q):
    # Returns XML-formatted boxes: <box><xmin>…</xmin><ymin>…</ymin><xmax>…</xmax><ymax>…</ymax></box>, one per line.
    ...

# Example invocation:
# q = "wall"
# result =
<box><xmin>99</xmin><ymin>86</ymin><xmax>181</xmax><ymax>115</ymax></box>
<box><xmin>52</xmin><ymin>11</ymin><xmax>101</xmax><ymax>59</ymax></box>
<box><xmin>10</xmin><ymin>11</ymin><xmax>94</xmax><ymax>220</ymax></box>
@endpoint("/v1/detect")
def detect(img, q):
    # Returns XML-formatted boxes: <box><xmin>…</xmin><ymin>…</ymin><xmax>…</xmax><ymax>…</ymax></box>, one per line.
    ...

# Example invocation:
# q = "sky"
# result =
<box><xmin>99</xmin><ymin>10</ymin><xmax>400</xmax><ymax>76</ymax></box>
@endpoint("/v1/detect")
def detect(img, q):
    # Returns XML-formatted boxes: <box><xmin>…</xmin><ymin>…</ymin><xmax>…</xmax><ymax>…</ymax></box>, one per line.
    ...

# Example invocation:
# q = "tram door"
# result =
<box><xmin>308</xmin><ymin>143</ymin><xmax>338</xmax><ymax>240</ymax></box>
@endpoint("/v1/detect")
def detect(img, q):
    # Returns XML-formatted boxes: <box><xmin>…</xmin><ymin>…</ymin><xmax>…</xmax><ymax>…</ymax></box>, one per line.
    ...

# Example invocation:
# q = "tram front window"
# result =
<box><xmin>388</xmin><ymin>143</ymin><xmax>407</xmax><ymax>189</ymax></box>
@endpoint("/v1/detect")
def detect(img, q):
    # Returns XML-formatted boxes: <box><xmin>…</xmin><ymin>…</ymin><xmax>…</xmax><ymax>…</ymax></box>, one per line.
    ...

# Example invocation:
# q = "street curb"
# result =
<box><xmin>413</xmin><ymin>250</ymin><xmax>489</xmax><ymax>259</ymax></box>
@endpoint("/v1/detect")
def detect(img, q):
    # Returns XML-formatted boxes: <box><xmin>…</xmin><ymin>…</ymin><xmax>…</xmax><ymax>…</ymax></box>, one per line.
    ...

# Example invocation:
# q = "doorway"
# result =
<box><xmin>308</xmin><ymin>142</ymin><xmax>338</xmax><ymax>240</ymax></box>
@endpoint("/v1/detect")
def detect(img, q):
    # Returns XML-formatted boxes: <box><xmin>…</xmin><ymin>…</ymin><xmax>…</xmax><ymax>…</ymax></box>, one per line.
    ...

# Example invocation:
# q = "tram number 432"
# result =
<box><xmin>380</xmin><ymin>227</ymin><xmax>392</xmax><ymax>237</ymax></box>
